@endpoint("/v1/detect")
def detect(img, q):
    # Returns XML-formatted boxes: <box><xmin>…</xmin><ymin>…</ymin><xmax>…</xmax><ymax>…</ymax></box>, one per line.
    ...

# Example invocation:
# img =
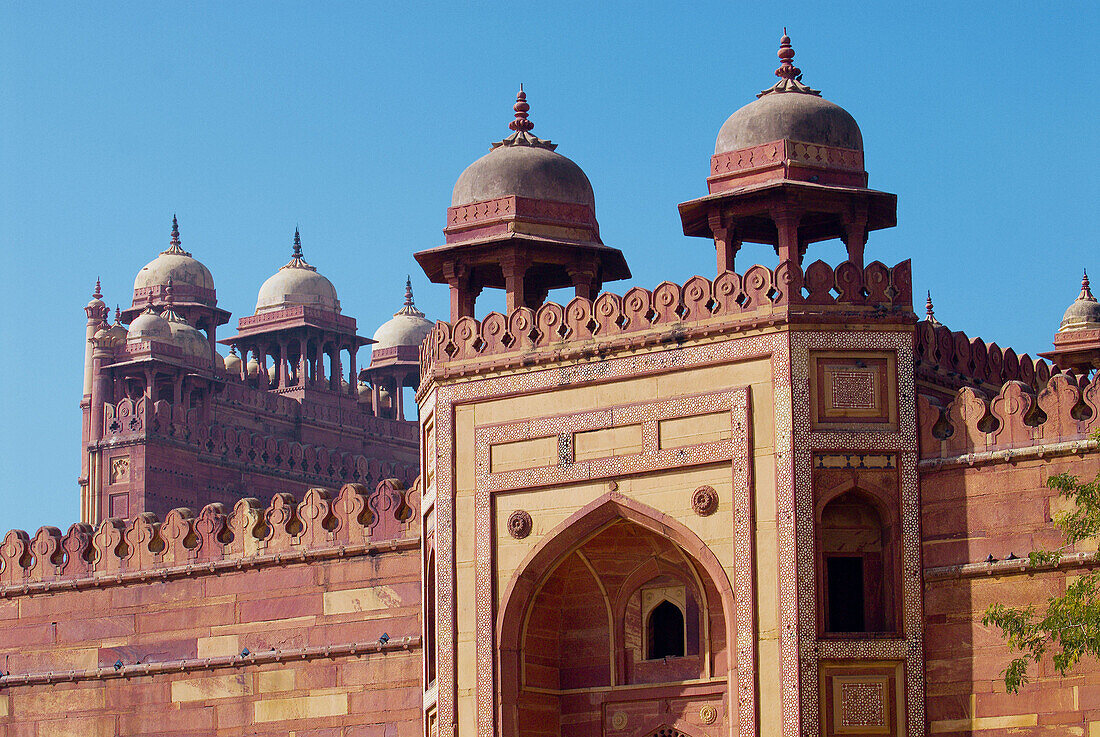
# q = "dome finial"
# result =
<box><xmin>163</xmin><ymin>214</ymin><xmax>191</xmax><ymax>256</ymax></box>
<box><xmin>758</xmin><ymin>30</ymin><xmax>820</xmax><ymax>97</ymax></box>
<box><xmin>509</xmin><ymin>86</ymin><xmax>534</xmax><ymax>133</ymax></box>
<box><xmin>404</xmin><ymin>275</ymin><xmax>414</xmax><ymax>307</ymax></box>
<box><xmin>281</xmin><ymin>227</ymin><xmax>317</xmax><ymax>272</ymax></box>
<box><xmin>114</xmin><ymin>305</ymin><xmax>122</xmax><ymax>325</ymax></box>
<box><xmin>776</xmin><ymin>29</ymin><xmax>800</xmax><ymax>81</ymax></box>
<box><xmin>491</xmin><ymin>86</ymin><xmax>556</xmax><ymax>151</ymax></box>
<box><xmin>93</xmin><ymin>278</ymin><xmax>103</xmax><ymax>300</ymax></box>
<box><xmin>165</xmin><ymin>277</ymin><xmax>175</xmax><ymax>305</ymax></box>
<box><xmin>925</xmin><ymin>290</ymin><xmax>941</xmax><ymax>325</ymax></box>
<box><xmin>1080</xmin><ymin>269</ymin><xmax>1095</xmax><ymax>302</ymax></box>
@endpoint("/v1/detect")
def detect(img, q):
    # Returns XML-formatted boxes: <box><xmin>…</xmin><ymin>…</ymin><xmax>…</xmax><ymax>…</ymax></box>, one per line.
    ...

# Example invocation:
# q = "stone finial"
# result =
<box><xmin>396</xmin><ymin>276</ymin><xmax>425</xmax><ymax>318</ymax></box>
<box><xmin>283</xmin><ymin>227</ymin><xmax>317</xmax><ymax>272</ymax></box>
<box><xmin>758</xmin><ymin>30</ymin><xmax>821</xmax><ymax>98</ymax></box>
<box><xmin>509</xmin><ymin>86</ymin><xmax>534</xmax><ymax>133</ymax></box>
<box><xmin>165</xmin><ymin>278</ymin><xmax>175</xmax><ymax>305</ymax></box>
<box><xmin>491</xmin><ymin>86</ymin><xmax>557</xmax><ymax>151</ymax></box>
<box><xmin>1079</xmin><ymin>270</ymin><xmax>1095</xmax><ymax>302</ymax></box>
<box><xmin>925</xmin><ymin>291</ymin><xmax>942</xmax><ymax>326</ymax></box>
<box><xmin>163</xmin><ymin>214</ymin><xmax>191</xmax><ymax>256</ymax></box>
<box><xmin>114</xmin><ymin>305</ymin><xmax>122</xmax><ymax>325</ymax></box>
<box><xmin>775</xmin><ymin>28</ymin><xmax>800</xmax><ymax>81</ymax></box>
<box><xmin>93</xmin><ymin>278</ymin><xmax>103</xmax><ymax>301</ymax></box>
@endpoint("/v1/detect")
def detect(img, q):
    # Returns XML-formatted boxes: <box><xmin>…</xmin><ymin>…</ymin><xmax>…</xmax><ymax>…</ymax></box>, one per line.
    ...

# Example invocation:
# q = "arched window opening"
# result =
<box><xmin>646</xmin><ymin>600</ymin><xmax>685</xmax><ymax>659</ymax></box>
<box><xmin>820</xmin><ymin>490</ymin><xmax>894</xmax><ymax>634</ymax></box>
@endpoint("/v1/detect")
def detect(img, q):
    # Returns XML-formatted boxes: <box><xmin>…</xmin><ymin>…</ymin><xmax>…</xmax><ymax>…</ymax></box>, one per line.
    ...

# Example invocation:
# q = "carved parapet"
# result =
<box><xmin>918</xmin><ymin>371</ymin><xmax>1099</xmax><ymax>459</ymax></box>
<box><xmin>913</xmin><ymin>322</ymin><xmax>1055</xmax><ymax>396</ymax></box>
<box><xmin>421</xmin><ymin>259</ymin><xmax>912</xmax><ymax>378</ymax></box>
<box><xmin>0</xmin><ymin>479</ymin><xmax>421</xmax><ymax>590</ymax></box>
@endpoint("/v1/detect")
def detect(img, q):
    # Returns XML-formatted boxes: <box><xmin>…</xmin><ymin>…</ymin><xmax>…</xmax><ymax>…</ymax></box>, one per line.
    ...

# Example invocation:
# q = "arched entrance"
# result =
<box><xmin>497</xmin><ymin>495</ymin><xmax>735</xmax><ymax>737</ymax></box>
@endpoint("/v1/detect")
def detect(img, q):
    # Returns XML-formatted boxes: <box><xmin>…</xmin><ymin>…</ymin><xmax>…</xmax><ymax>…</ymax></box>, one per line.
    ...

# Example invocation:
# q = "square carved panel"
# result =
<box><xmin>820</xmin><ymin>661</ymin><xmax>903</xmax><ymax>736</ymax></box>
<box><xmin>810</xmin><ymin>353</ymin><xmax>897</xmax><ymax>430</ymax></box>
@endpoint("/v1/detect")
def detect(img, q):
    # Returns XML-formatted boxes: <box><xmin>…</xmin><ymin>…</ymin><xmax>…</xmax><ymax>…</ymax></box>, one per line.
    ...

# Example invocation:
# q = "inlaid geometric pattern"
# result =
<box><xmin>831</xmin><ymin>371</ymin><xmax>876</xmax><ymax>410</ymax></box>
<box><xmin>840</xmin><ymin>683</ymin><xmax>886</xmax><ymax>727</ymax></box>
<box><xmin>792</xmin><ymin>331</ymin><xmax>922</xmax><ymax>737</ymax></box>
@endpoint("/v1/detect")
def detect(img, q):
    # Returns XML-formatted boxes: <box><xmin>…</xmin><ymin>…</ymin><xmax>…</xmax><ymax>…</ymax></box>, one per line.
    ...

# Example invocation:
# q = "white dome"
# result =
<box><xmin>372</xmin><ymin>280</ymin><xmax>432</xmax><ymax>352</ymax></box>
<box><xmin>127</xmin><ymin>307</ymin><xmax>172</xmax><ymax>343</ymax></box>
<box><xmin>133</xmin><ymin>217</ymin><xmax>215</xmax><ymax>302</ymax></box>
<box><xmin>225</xmin><ymin>350</ymin><xmax>242</xmax><ymax>375</ymax></box>
<box><xmin>164</xmin><ymin>309</ymin><xmax>211</xmax><ymax>360</ymax></box>
<box><xmin>255</xmin><ymin>230</ymin><xmax>340</xmax><ymax>314</ymax></box>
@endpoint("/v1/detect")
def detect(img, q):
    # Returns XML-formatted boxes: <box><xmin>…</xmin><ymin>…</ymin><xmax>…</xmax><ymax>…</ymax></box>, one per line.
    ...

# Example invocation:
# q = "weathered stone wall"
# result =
<box><xmin>0</xmin><ymin>483</ymin><xmax>424</xmax><ymax>736</ymax></box>
<box><xmin>920</xmin><ymin>375</ymin><xmax>1100</xmax><ymax>736</ymax></box>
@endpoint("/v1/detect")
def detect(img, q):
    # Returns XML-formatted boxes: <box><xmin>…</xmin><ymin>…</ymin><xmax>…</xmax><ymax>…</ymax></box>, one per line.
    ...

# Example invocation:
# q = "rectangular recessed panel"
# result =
<box><xmin>489</xmin><ymin>435</ymin><xmax>559</xmax><ymax>473</ymax></box>
<box><xmin>573</xmin><ymin>424</ymin><xmax>644</xmax><ymax>462</ymax></box>
<box><xmin>658</xmin><ymin>411</ymin><xmax>731</xmax><ymax>450</ymax></box>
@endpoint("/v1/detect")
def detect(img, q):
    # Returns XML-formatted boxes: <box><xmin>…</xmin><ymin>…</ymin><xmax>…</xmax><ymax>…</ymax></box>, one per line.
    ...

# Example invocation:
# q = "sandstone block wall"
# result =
<box><xmin>0</xmin><ymin>482</ymin><xmax>424</xmax><ymax>736</ymax></box>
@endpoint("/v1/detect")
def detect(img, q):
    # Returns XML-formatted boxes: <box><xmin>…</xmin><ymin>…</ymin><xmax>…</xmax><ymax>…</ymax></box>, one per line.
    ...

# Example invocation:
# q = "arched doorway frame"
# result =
<box><xmin>496</xmin><ymin>491</ymin><xmax>738</xmax><ymax>737</ymax></box>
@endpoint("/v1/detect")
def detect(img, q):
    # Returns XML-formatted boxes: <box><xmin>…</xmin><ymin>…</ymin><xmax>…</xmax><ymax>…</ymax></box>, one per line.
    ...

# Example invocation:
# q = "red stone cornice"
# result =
<box><xmin>444</xmin><ymin>195</ymin><xmax>599</xmax><ymax>244</ymax></box>
<box><xmin>708</xmin><ymin>138</ymin><xmax>867</xmax><ymax>192</ymax></box>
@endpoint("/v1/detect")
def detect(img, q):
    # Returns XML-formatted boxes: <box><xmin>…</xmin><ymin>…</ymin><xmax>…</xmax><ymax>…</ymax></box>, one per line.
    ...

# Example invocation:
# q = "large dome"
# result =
<box><xmin>715</xmin><ymin>33</ymin><xmax>862</xmax><ymax>155</ymax></box>
<box><xmin>372</xmin><ymin>280</ymin><xmax>433</xmax><ymax>352</ymax></box>
<box><xmin>1059</xmin><ymin>272</ymin><xmax>1100</xmax><ymax>333</ymax></box>
<box><xmin>451</xmin><ymin>89</ymin><xmax>595</xmax><ymax>209</ymax></box>
<box><xmin>255</xmin><ymin>230</ymin><xmax>340</xmax><ymax>314</ymax></box>
<box><xmin>133</xmin><ymin>216</ymin><xmax>215</xmax><ymax>299</ymax></box>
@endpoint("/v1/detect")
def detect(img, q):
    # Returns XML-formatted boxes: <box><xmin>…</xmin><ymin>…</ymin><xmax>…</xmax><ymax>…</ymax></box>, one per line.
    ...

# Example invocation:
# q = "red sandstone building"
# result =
<box><xmin>1</xmin><ymin>34</ymin><xmax>1099</xmax><ymax>737</ymax></box>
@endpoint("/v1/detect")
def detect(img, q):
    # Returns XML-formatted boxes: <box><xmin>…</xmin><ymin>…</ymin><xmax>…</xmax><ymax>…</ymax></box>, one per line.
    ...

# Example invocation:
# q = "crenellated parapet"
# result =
<box><xmin>913</xmin><ymin>320</ymin><xmax>1057</xmax><ymax>397</ymax></box>
<box><xmin>421</xmin><ymin>259</ymin><xmax>912</xmax><ymax>379</ymax></box>
<box><xmin>918</xmin><ymin>371</ymin><xmax>1099</xmax><ymax>460</ymax></box>
<box><xmin>0</xmin><ymin>480</ymin><xmax>419</xmax><ymax>591</ymax></box>
<box><xmin>99</xmin><ymin>397</ymin><xmax>418</xmax><ymax>488</ymax></box>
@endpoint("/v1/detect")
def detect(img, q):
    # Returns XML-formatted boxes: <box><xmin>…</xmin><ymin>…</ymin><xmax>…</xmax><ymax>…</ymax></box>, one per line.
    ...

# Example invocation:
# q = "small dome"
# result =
<box><xmin>716</xmin><ymin>93</ymin><xmax>863</xmax><ymax>154</ymax></box>
<box><xmin>372</xmin><ymin>279</ymin><xmax>433</xmax><ymax>352</ymax></box>
<box><xmin>133</xmin><ymin>216</ymin><xmax>216</xmax><ymax>301</ymax></box>
<box><xmin>164</xmin><ymin>309</ymin><xmax>211</xmax><ymax>360</ymax></box>
<box><xmin>715</xmin><ymin>33</ymin><xmax>863</xmax><ymax>155</ymax></box>
<box><xmin>127</xmin><ymin>307</ymin><xmax>172</xmax><ymax>343</ymax></box>
<box><xmin>451</xmin><ymin>89</ymin><xmax>595</xmax><ymax>209</ymax></box>
<box><xmin>1059</xmin><ymin>272</ymin><xmax>1100</xmax><ymax>333</ymax></box>
<box><xmin>452</xmin><ymin>145</ymin><xmax>595</xmax><ymax>209</ymax></box>
<box><xmin>357</xmin><ymin>382</ymin><xmax>371</xmax><ymax>403</ymax></box>
<box><xmin>225</xmin><ymin>349</ymin><xmax>242</xmax><ymax>375</ymax></box>
<box><xmin>247</xmin><ymin>356</ymin><xmax>260</xmax><ymax>377</ymax></box>
<box><xmin>255</xmin><ymin>229</ymin><xmax>340</xmax><ymax>314</ymax></box>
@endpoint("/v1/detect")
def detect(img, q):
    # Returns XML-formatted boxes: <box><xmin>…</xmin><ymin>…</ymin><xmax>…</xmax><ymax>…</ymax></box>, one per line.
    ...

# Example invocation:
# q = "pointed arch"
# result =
<box><xmin>496</xmin><ymin>490</ymin><xmax>736</xmax><ymax>737</ymax></box>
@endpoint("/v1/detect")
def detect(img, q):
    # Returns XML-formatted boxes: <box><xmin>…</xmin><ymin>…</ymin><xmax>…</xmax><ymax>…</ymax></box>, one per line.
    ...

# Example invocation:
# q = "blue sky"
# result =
<box><xmin>1</xmin><ymin>2</ymin><xmax>1095</xmax><ymax>534</ymax></box>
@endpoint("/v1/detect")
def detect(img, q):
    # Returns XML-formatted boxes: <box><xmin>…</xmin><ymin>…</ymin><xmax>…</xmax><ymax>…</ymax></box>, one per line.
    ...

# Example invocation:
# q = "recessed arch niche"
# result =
<box><xmin>497</xmin><ymin>494</ymin><xmax>734</xmax><ymax>737</ymax></box>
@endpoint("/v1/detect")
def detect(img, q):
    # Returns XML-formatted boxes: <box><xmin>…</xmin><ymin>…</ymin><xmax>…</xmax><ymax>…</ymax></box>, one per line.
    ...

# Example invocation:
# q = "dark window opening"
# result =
<box><xmin>826</xmin><ymin>556</ymin><xmax>865</xmax><ymax>633</ymax></box>
<box><xmin>646</xmin><ymin>600</ymin><xmax>685</xmax><ymax>659</ymax></box>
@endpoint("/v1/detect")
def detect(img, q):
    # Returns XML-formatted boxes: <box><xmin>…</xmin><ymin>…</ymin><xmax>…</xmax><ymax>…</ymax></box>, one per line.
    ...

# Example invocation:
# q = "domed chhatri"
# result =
<box><xmin>133</xmin><ymin>215</ymin><xmax>216</xmax><ymax>304</ymax></box>
<box><xmin>161</xmin><ymin>281</ymin><xmax>212</xmax><ymax>361</ymax></box>
<box><xmin>372</xmin><ymin>278</ymin><xmax>433</xmax><ymax>353</ymax></box>
<box><xmin>1059</xmin><ymin>271</ymin><xmax>1100</xmax><ymax>333</ymax></box>
<box><xmin>416</xmin><ymin>88</ymin><xmax>630</xmax><ymax>321</ymax></box>
<box><xmin>1040</xmin><ymin>270</ymin><xmax>1100</xmax><ymax>373</ymax></box>
<box><xmin>678</xmin><ymin>31</ymin><xmax>897</xmax><ymax>272</ymax></box>
<box><xmin>255</xmin><ymin>229</ymin><xmax>341</xmax><ymax>315</ymax></box>
<box><xmin>715</xmin><ymin>31</ymin><xmax>862</xmax><ymax>155</ymax></box>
